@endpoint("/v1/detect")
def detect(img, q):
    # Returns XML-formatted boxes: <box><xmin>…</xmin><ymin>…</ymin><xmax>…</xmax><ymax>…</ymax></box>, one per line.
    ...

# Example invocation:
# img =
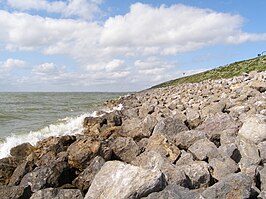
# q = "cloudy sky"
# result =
<box><xmin>0</xmin><ymin>0</ymin><xmax>266</xmax><ymax>92</ymax></box>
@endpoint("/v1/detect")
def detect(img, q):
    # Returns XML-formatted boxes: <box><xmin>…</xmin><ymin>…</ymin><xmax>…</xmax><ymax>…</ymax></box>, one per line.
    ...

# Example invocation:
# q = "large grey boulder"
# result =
<box><xmin>186</xmin><ymin>108</ymin><xmax>202</xmax><ymax>129</ymax></box>
<box><xmin>153</xmin><ymin>117</ymin><xmax>188</xmax><ymax>142</ymax></box>
<box><xmin>30</xmin><ymin>188</ymin><xmax>83</xmax><ymax>199</ymax></box>
<box><xmin>0</xmin><ymin>185</ymin><xmax>32</xmax><ymax>199</ymax></box>
<box><xmin>201</xmin><ymin>173</ymin><xmax>252</xmax><ymax>199</ymax></box>
<box><xmin>142</xmin><ymin>184</ymin><xmax>203</xmax><ymax>199</ymax></box>
<box><xmin>238</xmin><ymin>114</ymin><xmax>266</xmax><ymax>144</ymax></box>
<box><xmin>84</xmin><ymin>161</ymin><xmax>166</xmax><ymax>199</ymax></box>
<box><xmin>188</xmin><ymin>139</ymin><xmax>220</xmax><ymax>161</ymax></box>
<box><xmin>72</xmin><ymin>156</ymin><xmax>105</xmax><ymax>192</ymax></box>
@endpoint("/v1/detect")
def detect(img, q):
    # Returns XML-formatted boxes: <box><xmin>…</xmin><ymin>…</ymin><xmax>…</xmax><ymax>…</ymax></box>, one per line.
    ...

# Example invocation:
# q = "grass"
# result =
<box><xmin>151</xmin><ymin>55</ymin><xmax>266</xmax><ymax>89</ymax></box>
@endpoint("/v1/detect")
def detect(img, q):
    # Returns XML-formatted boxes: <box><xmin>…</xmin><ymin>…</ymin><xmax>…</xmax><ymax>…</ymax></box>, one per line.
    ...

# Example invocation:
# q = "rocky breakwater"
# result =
<box><xmin>1</xmin><ymin>70</ymin><xmax>266</xmax><ymax>199</ymax></box>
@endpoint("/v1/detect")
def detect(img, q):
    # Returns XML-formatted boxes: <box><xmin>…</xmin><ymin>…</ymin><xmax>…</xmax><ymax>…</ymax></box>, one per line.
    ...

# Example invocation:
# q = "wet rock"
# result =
<box><xmin>238</xmin><ymin>114</ymin><xmax>266</xmax><ymax>144</ymax></box>
<box><xmin>201</xmin><ymin>173</ymin><xmax>252</xmax><ymax>199</ymax></box>
<box><xmin>111</xmin><ymin>136</ymin><xmax>140</xmax><ymax>163</ymax></box>
<box><xmin>30</xmin><ymin>188</ymin><xmax>83</xmax><ymax>199</ymax></box>
<box><xmin>67</xmin><ymin>137</ymin><xmax>101</xmax><ymax>170</ymax></box>
<box><xmin>0</xmin><ymin>157</ymin><xmax>18</xmax><ymax>186</ymax></box>
<box><xmin>143</xmin><ymin>184</ymin><xmax>203</xmax><ymax>199</ymax></box>
<box><xmin>188</xmin><ymin>139</ymin><xmax>220</xmax><ymax>161</ymax></box>
<box><xmin>83</xmin><ymin>117</ymin><xmax>107</xmax><ymax>135</ymax></box>
<box><xmin>73</xmin><ymin>156</ymin><xmax>105</xmax><ymax>193</ymax></box>
<box><xmin>153</xmin><ymin>117</ymin><xmax>188</xmax><ymax>142</ymax></box>
<box><xmin>0</xmin><ymin>185</ymin><xmax>32</xmax><ymax>199</ymax></box>
<box><xmin>84</xmin><ymin>161</ymin><xmax>166</xmax><ymax>199</ymax></box>
<box><xmin>10</xmin><ymin>143</ymin><xmax>35</xmax><ymax>161</ymax></box>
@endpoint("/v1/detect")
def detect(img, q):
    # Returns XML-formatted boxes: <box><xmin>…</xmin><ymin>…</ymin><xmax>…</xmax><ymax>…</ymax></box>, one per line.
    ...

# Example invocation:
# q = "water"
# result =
<box><xmin>0</xmin><ymin>92</ymin><xmax>126</xmax><ymax>158</ymax></box>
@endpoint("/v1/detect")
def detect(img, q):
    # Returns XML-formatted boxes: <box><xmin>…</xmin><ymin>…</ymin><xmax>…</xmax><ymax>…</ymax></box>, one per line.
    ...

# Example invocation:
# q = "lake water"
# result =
<box><xmin>0</xmin><ymin>92</ymin><xmax>126</xmax><ymax>158</ymax></box>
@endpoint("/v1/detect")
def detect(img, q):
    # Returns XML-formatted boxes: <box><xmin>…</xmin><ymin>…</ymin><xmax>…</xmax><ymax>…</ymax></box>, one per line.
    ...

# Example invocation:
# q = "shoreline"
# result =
<box><xmin>1</xmin><ymin>70</ymin><xmax>266</xmax><ymax>198</ymax></box>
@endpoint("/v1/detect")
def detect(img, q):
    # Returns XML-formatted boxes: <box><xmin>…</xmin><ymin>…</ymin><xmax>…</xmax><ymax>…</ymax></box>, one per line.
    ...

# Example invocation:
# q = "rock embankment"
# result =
<box><xmin>1</xmin><ymin>71</ymin><xmax>266</xmax><ymax>199</ymax></box>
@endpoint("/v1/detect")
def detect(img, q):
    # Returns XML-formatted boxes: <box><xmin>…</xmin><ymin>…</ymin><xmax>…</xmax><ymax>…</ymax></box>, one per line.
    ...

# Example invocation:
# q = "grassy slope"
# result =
<box><xmin>152</xmin><ymin>55</ymin><xmax>266</xmax><ymax>89</ymax></box>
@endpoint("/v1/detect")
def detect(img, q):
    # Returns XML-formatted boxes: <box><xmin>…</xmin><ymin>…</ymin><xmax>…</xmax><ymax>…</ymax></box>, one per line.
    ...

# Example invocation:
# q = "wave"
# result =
<box><xmin>0</xmin><ymin>104</ymin><xmax>123</xmax><ymax>159</ymax></box>
<box><xmin>0</xmin><ymin>111</ymin><xmax>98</xmax><ymax>159</ymax></box>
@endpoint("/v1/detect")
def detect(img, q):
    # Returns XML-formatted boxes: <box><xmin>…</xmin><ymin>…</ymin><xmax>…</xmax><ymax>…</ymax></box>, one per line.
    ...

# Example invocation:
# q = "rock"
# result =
<box><xmin>188</xmin><ymin>139</ymin><xmax>220</xmax><ymax>161</ymax></box>
<box><xmin>67</xmin><ymin>137</ymin><xmax>101</xmax><ymax>170</ymax></box>
<box><xmin>201</xmin><ymin>100</ymin><xmax>226</xmax><ymax>118</ymax></box>
<box><xmin>139</xmin><ymin>102</ymin><xmax>155</xmax><ymax>118</ymax></box>
<box><xmin>30</xmin><ymin>188</ymin><xmax>83</xmax><ymax>199</ymax></box>
<box><xmin>186</xmin><ymin>108</ymin><xmax>202</xmax><ymax>129</ymax></box>
<box><xmin>111</xmin><ymin>137</ymin><xmax>140</xmax><ymax>163</ymax></box>
<box><xmin>220</xmin><ymin>129</ymin><xmax>238</xmax><ymax>145</ymax></box>
<box><xmin>259</xmin><ymin>166</ymin><xmax>266</xmax><ymax>191</ymax></box>
<box><xmin>250</xmin><ymin>80</ymin><xmax>266</xmax><ymax>92</ymax></box>
<box><xmin>218</xmin><ymin>143</ymin><xmax>241</xmax><ymax>163</ymax></box>
<box><xmin>146</xmin><ymin>134</ymin><xmax>181</xmax><ymax>163</ymax></box>
<box><xmin>176</xmin><ymin>161</ymin><xmax>211</xmax><ymax>189</ymax></box>
<box><xmin>258</xmin><ymin>191</ymin><xmax>266</xmax><ymax>199</ymax></box>
<box><xmin>73</xmin><ymin>156</ymin><xmax>105</xmax><ymax>193</ymax></box>
<box><xmin>132</xmin><ymin>150</ymin><xmax>189</xmax><ymax>186</ymax></box>
<box><xmin>0</xmin><ymin>157</ymin><xmax>18</xmax><ymax>186</ymax></box>
<box><xmin>174</xmin><ymin>130</ymin><xmax>207</xmax><ymax>150</ymax></box>
<box><xmin>196</xmin><ymin>113</ymin><xmax>241</xmax><ymax>138</ymax></box>
<box><xmin>143</xmin><ymin>184</ymin><xmax>203</xmax><ymax>199</ymax></box>
<box><xmin>153</xmin><ymin>117</ymin><xmax>188</xmax><ymax>142</ymax></box>
<box><xmin>201</xmin><ymin>173</ymin><xmax>252</xmax><ymax>199</ymax></box>
<box><xmin>175</xmin><ymin>150</ymin><xmax>194</xmax><ymax>166</ymax></box>
<box><xmin>209</xmin><ymin>157</ymin><xmax>239</xmax><ymax>181</ymax></box>
<box><xmin>9</xmin><ymin>160</ymin><xmax>35</xmax><ymax>186</ymax></box>
<box><xmin>84</xmin><ymin>161</ymin><xmax>166</xmax><ymax>199</ymax></box>
<box><xmin>83</xmin><ymin>117</ymin><xmax>107</xmax><ymax>135</ymax></box>
<box><xmin>238</xmin><ymin>114</ymin><xmax>266</xmax><ymax>144</ymax></box>
<box><xmin>0</xmin><ymin>185</ymin><xmax>32</xmax><ymax>199</ymax></box>
<box><xmin>258</xmin><ymin>141</ymin><xmax>266</xmax><ymax>163</ymax></box>
<box><xmin>10</xmin><ymin>143</ymin><xmax>35</xmax><ymax>161</ymax></box>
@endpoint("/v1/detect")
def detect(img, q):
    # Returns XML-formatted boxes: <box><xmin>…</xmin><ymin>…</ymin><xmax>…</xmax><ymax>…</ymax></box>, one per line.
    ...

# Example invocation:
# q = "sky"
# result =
<box><xmin>0</xmin><ymin>0</ymin><xmax>266</xmax><ymax>92</ymax></box>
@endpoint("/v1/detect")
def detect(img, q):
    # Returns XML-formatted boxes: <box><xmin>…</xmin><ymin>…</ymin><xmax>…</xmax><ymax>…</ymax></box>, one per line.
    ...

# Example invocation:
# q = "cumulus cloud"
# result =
<box><xmin>32</xmin><ymin>62</ymin><xmax>64</xmax><ymax>75</ymax></box>
<box><xmin>6</xmin><ymin>0</ymin><xmax>102</xmax><ymax>20</ymax></box>
<box><xmin>0</xmin><ymin>58</ymin><xmax>27</xmax><ymax>70</ymax></box>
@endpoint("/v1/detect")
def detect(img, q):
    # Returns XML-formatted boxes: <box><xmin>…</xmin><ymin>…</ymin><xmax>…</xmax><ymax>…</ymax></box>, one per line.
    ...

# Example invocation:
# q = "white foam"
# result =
<box><xmin>0</xmin><ymin>112</ymin><xmax>97</xmax><ymax>159</ymax></box>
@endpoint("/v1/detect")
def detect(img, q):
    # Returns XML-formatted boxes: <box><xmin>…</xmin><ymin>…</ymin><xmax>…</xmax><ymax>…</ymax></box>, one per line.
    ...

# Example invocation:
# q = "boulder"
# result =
<box><xmin>175</xmin><ymin>150</ymin><xmax>194</xmax><ymax>166</ymax></box>
<box><xmin>153</xmin><ymin>117</ymin><xmax>188</xmax><ymax>142</ymax></box>
<box><xmin>0</xmin><ymin>185</ymin><xmax>32</xmax><ymax>199</ymax></box>
<box><xmin>196</xmin><ymin>113</ymin><xmax>241</xmax><ymax>138</ymax></box>
<box><xmin>258</xmin><ymin>191</ymin><xmax>266</xmax><ymax>199</ymax></box>
<box><xmin>209</xmin><ymin>157</ymin><xmax>239</xmax><ymax>181</ymax></box>
<box><xmin>146</xmin><ymin>134</ymin><xmax>181</xmax><ymax>163</ymax></box>
<box><xmin>201</xmin><ymin>173</ymin><xmax>252</xmax><ymax>199</ymax></box>
<box><xmin>188</xmin><ymin>139</ymin><xmax>220</xmax><ymax>161</ymax></box>
<box><xmin>238</xmin><ymin>114</ymin><xmax>266</xmax><ymax>144</ymax></box>
<box><xmin>67</xmin><ymin>137</ymin><xmax>101</xmax><ymax>170</ymax></box>
<box><xmin>186</xmin><ymin>108</ymin><xmax>202</xmax><ymax>129</ymax></box>
<box><xmin>84</xmin><ymin>161</ymin><xmax>166</xmax><ymax>199</ymax></box>
<box><xmin>258</xmin><ymin>141</ymin><xmax>266</xmax><ymax>163</ymax></box>
<box><xmin>139</xmin><ymin>102</ymin><xmax>155</xmax><ymax>118</ymax></box>
<box><xmin>143</xmin><ymin>184</ymin><xmax>203</xmax><ymax>199</ymax></box>
<box><xmin>0</xmin><ymin>157</ymin><xmax>18</xmax><ymax>186</ymax></box>
<box><xmin>30</xmin><ymin>188</ymin><xmax>83</xmax><ymax>199</ymax></box>
<box><xmin>174</xmin><ymin>130</ymin><xmax>207</xmax><ymax>150</ymax></box>
<box><xmin>72</xmin><ymin>156</ymin><xmax>105</xmax><ymax>192</ymax></box>
<box><xmin>10</xmin><ymin>143</ymin><xmax>35</xmax><ymax>161</ymax></box>
<box><xmin>218</xmin><ymin>143</ymin><xmax>241</xmax><ymax>163</ymax></box>
<box><xmin>201</xmin><ymin>100</ymin><xmax>226</xmax><ymax>118</ymax></box>
<box><xmin>111</xmin><ymin>137</ymin><xmax>140</xmax><ymax>163</ymax></box>
<box><xmin>250</xmin><ymin>80</ymin><xmax>266</xmax><ymax>92</ymax></box>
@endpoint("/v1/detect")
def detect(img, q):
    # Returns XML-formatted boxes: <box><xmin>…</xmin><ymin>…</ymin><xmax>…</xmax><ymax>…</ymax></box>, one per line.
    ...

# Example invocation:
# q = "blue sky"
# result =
<box><xmin>0</xmin><ymin>0</ymin><xmax>266</xmax><ymax>92</ymax></box>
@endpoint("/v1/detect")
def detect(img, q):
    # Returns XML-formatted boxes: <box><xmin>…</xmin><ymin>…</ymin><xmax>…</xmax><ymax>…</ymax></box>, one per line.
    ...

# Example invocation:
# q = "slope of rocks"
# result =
<box><xmin>1</xmin><ymin>71</ymin><xmax>266</xmax><ymax>199</ymax></box>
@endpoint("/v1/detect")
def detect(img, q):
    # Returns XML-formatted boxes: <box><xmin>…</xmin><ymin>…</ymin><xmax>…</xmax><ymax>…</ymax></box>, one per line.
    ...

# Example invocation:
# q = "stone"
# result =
<box><xmin>143</xmin><ymin>184</ymin><xmax>203</xmax><ymax>199</ymax></box>
<box><xmin>209</xmin><ymin>157</ymin><xmax>239</xmax><ymax>181</ymax></box>
<box><xmin>174</xmin><ymin>130</ymin><xmax>207</xmax><ymax>150</ymax></box>
<box><xmin>30</xmin><ymin>188</ymin><xmax>83</xmax><ymax>199</ymax></box>
<box><xmin>186</xmin><ymin>108</ymin><xmax>202</xmax><ymax>129</ymax></box>
<box><xmin>73</xmin><ymin>156</ymin><xmax>105</xmax><ymax>193</ymax></box>
<box><xmin>139</xmin><ymin>102</ymin><xmax>155</xmax><ymax>118</ymax></box>
<box><xmin>0</xmin><ymin>185</ymin><xmax>32</xmax><ymax>199</ymax></box>
<box><xmin>10</xmin><ymin>143</ymin><xmax>35</xmax><ymax>161</ymax></box>
<box><xmin>176</xmin><ymin>161</ymin><xmax>211</xmax><ymax>189</ymax></box>
<box><xmin>201</xmin><ymin>173</ymin><xmax>252</xmax><ymax>199</ymax></box>
<box><xmin>84</xmin><ymin>161</ymin><xmax>166</xmax><ymax>199</ymax></box>
<box><xmin>9</xmin><ymin>160</ymin><xmax>35</xmax><ymax>186</ymax></box>
<box><xmin>258</xmin><ymin>191</ymin><xmax>266</xmax><ymax>199</ymax></box>
<box><xmin>258</xmin><ymin>141</ymin><xmax>266</xmax><ymax>163</ymax></box>
<box><xmin>67</xmin><ymin>137</ymin><xmax>101</xmax><ymax>170</ymax></box>
<box><xmin>111</xmin><ymin>137</ymin><xmax>140</xmax><ymax>163</ymax></box>
<box><xmin>218</xmin><ymin>143</ymin><xmax>241</xmax><ymax>163</ymax></box>
<box><xmin>153</xmin><ymin>117</ymin><xmax>188</xmax><ymax>142</ymax></box>
<box><xmin>146</xmin><ymin>134</ymin><xmax>181</xmax><ymax>163</ymax></box>
<box><xmin>0</xmin><ymin>157</ymin><xmax>17</xmax><ymax>186</ymax></box>
<box><xmin>259</xmin><ymin>166</ymin><xmax>266</xmax><ymax>191</ymax></box>
<box><xmin>188</xmin><ymin>139</ymin><xmax>220</xmax><ymax>161</ymax></box>
<box><xmin>175</xmin><ymin>150</ymin><xmax>194</xmax><ymax>166</ymax></box>
<box><xmin>238</xmin><ymin>114</ymin><xmax>266</xmax><ymax>144</ymax></box>
<box><xmin>196</xmin><ymin>113</ymin><xmax>241</xmax><ymax>138</ymax></box>
<box><xmin>250</xmin><ymin>80</ymin><xmax>266</xmax><ymax>92</ymax></box>
<box><xmin>83</xmin><ymin>117</ymin><xmax>106</xmax><ymax>135</ymax></box>
<box><xmin>132</xmin><ymin>150</ymin><xmax>189</xmax><ymax>186</ymax></box>
<box><xmin>201</xmin><ymin>100</ymin><xmax>226</xmax><ymax>118</ymax></box>
<box><xmin>220</xmin><ymin>129</ymin><xmax>238</xmax><ymax>145</ymax></box>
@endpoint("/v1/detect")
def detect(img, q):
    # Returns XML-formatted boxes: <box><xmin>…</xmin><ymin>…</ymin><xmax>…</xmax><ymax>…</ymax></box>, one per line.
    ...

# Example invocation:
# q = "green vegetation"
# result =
<box><xmin>152</xmin><ymin>55</ymin><xmax>266</xmax><ymax>89</ymax></box>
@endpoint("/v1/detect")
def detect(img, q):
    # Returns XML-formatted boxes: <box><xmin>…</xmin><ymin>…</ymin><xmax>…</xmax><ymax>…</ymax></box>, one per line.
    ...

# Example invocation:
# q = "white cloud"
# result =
<box><xmin>0</xmin><ymin>58</ymin><xmax>27</xmax><ymax>70</ymax></box>
<box><xmin>6</xmin><ymin>0</ymin><xmax>102</xmax><ymax>20</ymax></box>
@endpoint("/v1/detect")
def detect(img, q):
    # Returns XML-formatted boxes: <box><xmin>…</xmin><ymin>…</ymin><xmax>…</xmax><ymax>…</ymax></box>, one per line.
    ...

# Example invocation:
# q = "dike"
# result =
<box><xmin>1</xmin><ymin>70</ymin><xmax>266</xmax><ymax>199</ymax></box>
